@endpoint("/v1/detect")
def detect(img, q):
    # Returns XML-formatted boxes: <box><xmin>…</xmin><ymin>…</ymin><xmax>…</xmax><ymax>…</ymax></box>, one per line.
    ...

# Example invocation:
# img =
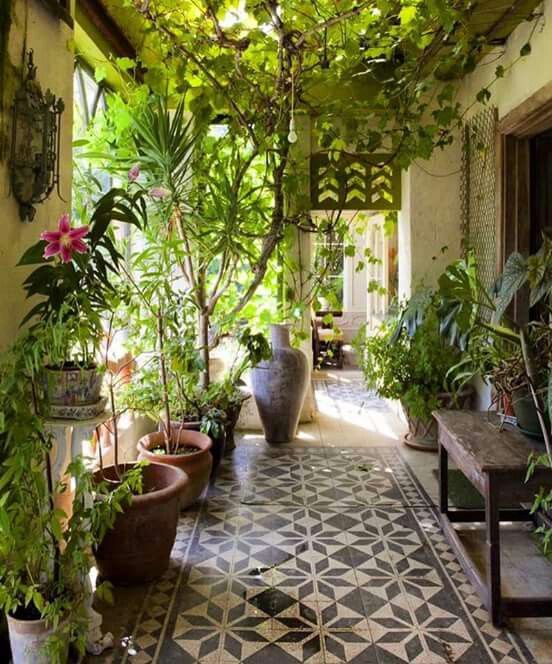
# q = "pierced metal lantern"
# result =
<box><xmin>10</xmin><ymin>50</ymin><xmax>65</xmax><ymax>222</ymax></box>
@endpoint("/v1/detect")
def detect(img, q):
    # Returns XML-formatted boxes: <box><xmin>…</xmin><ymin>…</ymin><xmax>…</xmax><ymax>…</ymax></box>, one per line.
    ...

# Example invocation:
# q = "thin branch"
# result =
<box><xmin>295</xmin><ymin>2</ymin><xmax>372</xmax><ymax>48</ymax></box>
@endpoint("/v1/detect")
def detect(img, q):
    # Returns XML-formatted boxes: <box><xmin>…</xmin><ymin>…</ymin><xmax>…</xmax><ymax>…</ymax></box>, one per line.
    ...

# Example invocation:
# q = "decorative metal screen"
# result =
<box><xmin>461</xmin><ymin>107</ymin><xmax>498</xmax><ymax>294</ymax></box>
<box><xmin>310</xmin><ymin>153</ymin><xmax>401</xmax><ymax>211</ymax></box>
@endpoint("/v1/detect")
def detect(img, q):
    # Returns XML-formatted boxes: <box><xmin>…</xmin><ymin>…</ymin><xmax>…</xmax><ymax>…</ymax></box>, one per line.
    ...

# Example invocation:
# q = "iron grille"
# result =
<box><xmin>461</xmin><ymin>106</ymin><xmax>498</xmax><ymax>297</ymax></box>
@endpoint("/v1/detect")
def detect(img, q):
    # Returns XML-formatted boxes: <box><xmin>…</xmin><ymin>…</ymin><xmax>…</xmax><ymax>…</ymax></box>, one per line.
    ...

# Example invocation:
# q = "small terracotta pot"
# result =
<box><xmin>169</xmin><ymin>419</ymin><xmax>224</xmax><ymax>477</ymax></box>
<box><xmin>137</xmin><ymin>428</ymin><xmax>212</xmax><ymax>509</ymax></box>
<box><xmin>93</xmin><ymin>462</ymin><xmax>188</xmax><ymax>585</ymax></box>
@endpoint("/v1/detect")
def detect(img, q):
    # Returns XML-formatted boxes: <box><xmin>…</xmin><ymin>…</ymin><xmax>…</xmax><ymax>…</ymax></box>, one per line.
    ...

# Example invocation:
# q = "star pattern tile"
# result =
<box><xmin>95</xmin><ymin>439</ymin><xmax>537</xmax><ymax>664</ymax></box>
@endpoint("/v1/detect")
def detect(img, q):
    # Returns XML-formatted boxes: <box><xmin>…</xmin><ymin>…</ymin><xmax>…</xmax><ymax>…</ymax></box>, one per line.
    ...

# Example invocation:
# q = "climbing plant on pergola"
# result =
<box><xmin>107</xmin><ymin>0</ymin><xmax>535</xmax><ymax>384</ymax></box>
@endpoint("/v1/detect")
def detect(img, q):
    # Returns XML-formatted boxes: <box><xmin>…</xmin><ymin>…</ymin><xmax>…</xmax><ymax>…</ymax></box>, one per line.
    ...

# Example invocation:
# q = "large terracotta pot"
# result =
<box><xmin>137</xmin><ymin>428</ymin><xmax>212</xmax><ymax>509</ymax></box>
<box><xmin>93</xmin><ymin>462</ymin><xmax>188</xmax><ymax>585</ymax></box>
<box><xmin>251</xmin><ymin>324</ymin><xmax>309</xmax><ymax>443</ymax></box>
<box><xmin>43</xmin><ymin>364</ymin><xmax>103</xmax><ymax>406</ymax></box>
<box><xmin>403</xmin><ymin>387</ymin><xmax>473</xmax><ymax>451</ymax></box>
<box><xmin>7</xmin><ymin>614</ymin><xmax>67</xmax><ymax>664</ymax></box>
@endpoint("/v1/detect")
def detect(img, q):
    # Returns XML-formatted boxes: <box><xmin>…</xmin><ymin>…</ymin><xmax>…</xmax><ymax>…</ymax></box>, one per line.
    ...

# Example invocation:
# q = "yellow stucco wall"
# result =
<box><xmin>0</xmin><ymin>0</ymin><xmax>73</xmax><ymax>350</ymax></box>
<box><xmin>459</xmin><ymin>0</ymin><xmax>552</xmax><ymax>121</ymax></box>
<box><xmin>398</xmin><ymin>0</ymin><xmax>552</xmax><ymax>297</ymax></box>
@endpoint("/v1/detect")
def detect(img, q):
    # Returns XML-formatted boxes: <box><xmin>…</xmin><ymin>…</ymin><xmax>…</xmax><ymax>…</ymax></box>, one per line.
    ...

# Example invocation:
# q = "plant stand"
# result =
<box><xmin>45</xmin><ymin>413</ymin><xmax>115</xmax><ymax>656</ymax></box>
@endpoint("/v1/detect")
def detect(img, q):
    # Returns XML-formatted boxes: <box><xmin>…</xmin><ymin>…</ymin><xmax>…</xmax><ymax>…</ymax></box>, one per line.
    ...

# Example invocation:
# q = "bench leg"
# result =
<box><xmin>439</xmin><ymin>443</ymin><xmax>448</xmax><ymax>515</ymax></box>
<box><xmin>486</xmin><ymin>476</ymin><xmax>502</xmax><ymax>626</ymax></box>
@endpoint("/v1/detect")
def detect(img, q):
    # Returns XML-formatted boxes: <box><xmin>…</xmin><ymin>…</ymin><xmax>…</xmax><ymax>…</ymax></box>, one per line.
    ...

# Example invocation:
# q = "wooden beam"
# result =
<box><xmin>77</xmin><ymin>0</ymin><xmax>135</xmax><ymax>60</ymax></box>
<box><xmin>39</xmin><ymin>0</ymin><xmax>74</xmax><ymax>28</ymax></box>
<box><xmin>499</xmin><ymin>82</ymin><xmax>552</xmax><ymax>138</ymax></box>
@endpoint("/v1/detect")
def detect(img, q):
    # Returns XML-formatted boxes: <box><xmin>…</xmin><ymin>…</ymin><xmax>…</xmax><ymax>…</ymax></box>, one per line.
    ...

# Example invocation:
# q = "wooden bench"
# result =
<box><xmin>433</xmin><ymin>409</ymin><xmax>552</xmax><ymax>626</ymax></box>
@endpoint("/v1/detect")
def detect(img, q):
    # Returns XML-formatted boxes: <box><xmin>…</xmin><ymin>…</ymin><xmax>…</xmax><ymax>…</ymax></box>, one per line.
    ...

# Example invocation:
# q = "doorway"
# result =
<box><xmin>498</xmin><ymin>84</ymin><xmax>552</xmax><ymax>322</ymax></box>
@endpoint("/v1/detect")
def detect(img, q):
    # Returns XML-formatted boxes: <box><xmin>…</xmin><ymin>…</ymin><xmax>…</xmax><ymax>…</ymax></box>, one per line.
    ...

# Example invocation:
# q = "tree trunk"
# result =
<box><xmin>199</xmin><ymin>311</ymin><xmax>210</xmax><ymax>389</ymax></box>
<box><xmin>158</xmin><ymin>312</ymin><xmax>172</xmax><ymax>451</ymax></box>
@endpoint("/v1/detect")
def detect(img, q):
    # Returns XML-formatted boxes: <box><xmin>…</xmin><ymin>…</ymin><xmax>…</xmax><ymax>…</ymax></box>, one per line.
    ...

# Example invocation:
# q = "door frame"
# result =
<box><xmin>497</xmin><ymin>82</ymin><xmax>552</xmax><ymax>323</ymax></box>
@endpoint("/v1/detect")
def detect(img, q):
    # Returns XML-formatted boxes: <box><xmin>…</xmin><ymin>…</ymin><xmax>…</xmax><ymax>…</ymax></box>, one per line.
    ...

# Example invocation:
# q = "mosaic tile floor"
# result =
<box><xmin>99</xmin><ymin>443</ymin><xmax>536</xmax><ymax>664</ymax></box>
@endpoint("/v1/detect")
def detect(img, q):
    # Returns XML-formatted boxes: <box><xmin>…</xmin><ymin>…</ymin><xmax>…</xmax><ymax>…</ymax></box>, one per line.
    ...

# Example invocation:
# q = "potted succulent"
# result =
<box><xmin>0</xmin><ymin>331</ymin><xmax>140</xmax><ymax>663</ymax></box>
<box><xmin>355</xmin><ymin>293</ymin><xmax>471</xmax><ymax>451</ymax></box>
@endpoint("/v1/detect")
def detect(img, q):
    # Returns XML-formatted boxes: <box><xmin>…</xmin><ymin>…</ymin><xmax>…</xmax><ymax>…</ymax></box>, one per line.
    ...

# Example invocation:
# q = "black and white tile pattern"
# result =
<box><xmin>104</xmin><ymin>444</ymin><xmax>535</xmax><ymax>664</ymax></box>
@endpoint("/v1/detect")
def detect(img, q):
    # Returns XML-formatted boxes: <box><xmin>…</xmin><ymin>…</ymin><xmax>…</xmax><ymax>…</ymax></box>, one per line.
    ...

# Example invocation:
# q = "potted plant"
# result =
<box><xmin>486</xmin><ymin>322</ymin><xmax>552</xmax><ymax>438</ymax></box>
<box><xmin>92</xmin><ymin>312</ymin><xmax>190</xmax><ymax>585</ymax></box>
<box><xmin>18</xmin><ymin>197</ymin><xmax>142</xmax><ymax>419</ymax></box>
<box><xmin>355</xmin><ymin>293</ymin><xmax>471</xmax><ymax>450</ymax></box>
<box><xmin>436</xmin><ymin>245</ymin><xmax>552</xmax><ymax>447</ymax></box>
<box><xmin>0</xmin><ymin>331</ymin><xmax>140</xmax><ymax>663</ymax></box>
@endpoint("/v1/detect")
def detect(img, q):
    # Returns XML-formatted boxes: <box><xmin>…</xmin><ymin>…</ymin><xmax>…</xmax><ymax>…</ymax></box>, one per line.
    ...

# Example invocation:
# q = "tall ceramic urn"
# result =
<box><xmin>251</xmin><ymin>323</ymin><xmax>309</xmax><ymax>443</ymax></box>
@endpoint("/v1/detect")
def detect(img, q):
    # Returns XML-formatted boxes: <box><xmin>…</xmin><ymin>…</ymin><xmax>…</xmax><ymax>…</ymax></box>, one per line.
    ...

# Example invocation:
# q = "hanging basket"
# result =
<box><xmin>403</xmin><ymin>387</ymin><xmax>473</xmax><ymax>452</ymax></box>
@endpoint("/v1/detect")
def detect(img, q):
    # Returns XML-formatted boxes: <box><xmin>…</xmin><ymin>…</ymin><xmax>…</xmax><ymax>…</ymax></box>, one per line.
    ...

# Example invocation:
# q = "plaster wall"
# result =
<box><xmin>398</xmin><ymin>137</ymin><xmax>463</xmax><ymax>297</ymax></box>
<box><xmin>398</xmin><ymin>0</ymin><xmax>552</xmax><ymax>297</ymax></box>
<box><xmin>0</xmin><ymin>0</ymin><xmax>73</xmax><ymax>350</ymax></box>
<box><xmin>458</xmin><ymin>0</ymin><xmax>552</xmax><ymax>121</ymax></box>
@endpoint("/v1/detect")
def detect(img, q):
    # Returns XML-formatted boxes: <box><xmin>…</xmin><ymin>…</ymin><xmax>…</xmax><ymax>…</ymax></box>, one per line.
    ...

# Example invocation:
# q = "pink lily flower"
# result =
<box><xmin>128</xmin><ymin>163</ymin><xmax>141</xmax><ymax>182</ymax></box>
<box><xmin>149</xmin><ymin>186</ymin><xmax>171</xmax><ymax>200</ymax></box>
<box><xmin>40</xmin><ymin>214</ymin><xmax>89</xmax><ymax>263</ymax></box>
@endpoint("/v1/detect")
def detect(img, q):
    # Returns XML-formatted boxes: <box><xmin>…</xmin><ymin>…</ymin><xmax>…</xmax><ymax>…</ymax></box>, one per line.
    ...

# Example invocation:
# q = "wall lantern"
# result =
<box><xmin>10</xmin><ymin>50</ymin><xmax>65</xmax><ymax>222</ymax></box>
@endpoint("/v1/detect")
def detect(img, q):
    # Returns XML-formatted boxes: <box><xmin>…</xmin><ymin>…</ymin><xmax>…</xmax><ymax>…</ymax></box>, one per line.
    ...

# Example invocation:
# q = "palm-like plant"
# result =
<box><xmin>130</xmin><ymin>97</ymin><xmax>274</xmax><ymax>388</ymax></box>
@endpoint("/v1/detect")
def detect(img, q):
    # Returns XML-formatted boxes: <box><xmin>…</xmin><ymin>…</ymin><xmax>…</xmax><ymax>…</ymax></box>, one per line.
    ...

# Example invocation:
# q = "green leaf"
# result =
<box><xmin>18</xmin><ymin>241</ymin><xmax>47</xmax><ymax>266</ymax></box>
<box><xmin>520</xmin><ymin>43</ymin><xmax>532</xmax><ymax>57</ymax></box>
<box><xmin>94</xmin><ymin>64</ymin><xmax>108</xmax><ymax>82</ymax></box>
<box><xmin>399</xmin><ymin>5</ymin><xmax>417</xmax><ymax>25</ymax></box>
<box><xmin>476</xmin><ymin>88</ymin><xmax>491</xmax><ymax>105</ymax></box>
<box><xmin>493</xmin><ymin>252</ymin><xmax>527</xmax><ymax>322</ymax></box>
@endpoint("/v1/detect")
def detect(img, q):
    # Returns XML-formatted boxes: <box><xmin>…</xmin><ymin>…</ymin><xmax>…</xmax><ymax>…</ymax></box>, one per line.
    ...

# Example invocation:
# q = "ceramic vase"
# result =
<box><xmin>7</xmin><ymin>614</ymin><xmax>67</xmax><ymax>664</ymax></box>
<box><xmin>251</xmin><ymin>324</ymin><xmax>309</xmax><ymax>443</ymax></box>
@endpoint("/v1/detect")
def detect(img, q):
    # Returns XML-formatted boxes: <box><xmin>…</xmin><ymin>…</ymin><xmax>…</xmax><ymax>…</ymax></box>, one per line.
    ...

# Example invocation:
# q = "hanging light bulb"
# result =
<box><xmin>288</xmin><ymin>116</ymin><xmax>298</xmax><ymax>144</ymax></box>
<box><xmin>288</xmin><ymin>69</ymin><xmax>298</xmax><ymax>144</ymax></box>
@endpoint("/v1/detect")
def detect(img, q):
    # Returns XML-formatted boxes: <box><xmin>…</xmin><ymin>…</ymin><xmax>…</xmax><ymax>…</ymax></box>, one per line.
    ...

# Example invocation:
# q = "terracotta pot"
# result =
<box><xmin>165</xmin><ymin>419</ymin><xmax>225</xmax><ymax>477</ymax></box>
<box><xmin>251</xmin><ymin>324</ymin><xmax>309</xmax><ymax>443</ymax></box>
<box><xmin>42</xmin><ymin>364</ymin><xmax>103</xmax><ymax>406</ymax></box>
<box><xmin>403</xmin><ymin>387</ymin><xmax>473</xmax><ymax>452</ymax></box>
<box><xmin>512</xmin><ymin>386</ymin><xmax>549</xmax><ymax>440</ymax></box>
<box><xmin>7</xmin><ymin>614</ymin><xmax>67</xmax><ymax>664</ymax></box>
<box><xmin>93</xmin><ymin>462</ymin><xmax>188</xmax><ymax>585</ymax></box>
<box><xmin>137</xmin><ymin>428</ymin><xmax>212</xmax><ymax>509</ymax></box>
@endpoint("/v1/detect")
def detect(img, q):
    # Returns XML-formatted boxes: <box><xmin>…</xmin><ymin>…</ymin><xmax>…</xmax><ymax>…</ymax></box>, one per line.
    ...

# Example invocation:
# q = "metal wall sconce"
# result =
<box><xmin>10</xmin><ymin>50</ymin><xmax>65</xmax><ymax>222</ymax></box>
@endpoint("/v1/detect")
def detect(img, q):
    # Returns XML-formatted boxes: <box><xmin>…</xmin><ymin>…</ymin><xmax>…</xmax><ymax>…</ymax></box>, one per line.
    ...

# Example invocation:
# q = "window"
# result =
<box><xmin>74</xmin><ymin>62</ymin><xmax>107</xmax><ymax>137</ymax></box>
<box><xmin>314</xmin><ymin>232</ymin><xmax>344</xmax><ymax>312</ymax></box>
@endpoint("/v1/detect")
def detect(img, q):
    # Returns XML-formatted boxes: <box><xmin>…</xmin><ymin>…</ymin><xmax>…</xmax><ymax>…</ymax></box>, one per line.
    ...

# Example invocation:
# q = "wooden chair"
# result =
<box><xmin>312</xmin><ymin>313</ymin><xmax>344</xmax><ymax>369</ymax></box>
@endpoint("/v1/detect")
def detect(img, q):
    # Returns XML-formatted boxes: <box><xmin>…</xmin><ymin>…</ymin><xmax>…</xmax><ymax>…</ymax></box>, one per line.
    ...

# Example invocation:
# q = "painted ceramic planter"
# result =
<box><xmin>137</xmin><ymin>427</ymin><xmax>213</xmax><ymax>509</ymax></box>
<box><xmin>93</xmin><ymin>462</ymin><xmax>188</xmax><ymax>585</ymax></box>
<box><xmin>403</xmin><ymin>387</ymin><xmax>473</xmax><ymax>451</ymax></box>
<box><xmin>7</xmin><ymin>614</ymin><xmax>67</xmax><ymax>664</ymax></box>
<box><xmin>43</xmin><ymin>365</ymin><xmax>104</xmax><ymax>407</ymax></box>
<box><xmin>251</xmin><ymin>324</ymin><xmax>309</xmax><ymax>443</ymax></box>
